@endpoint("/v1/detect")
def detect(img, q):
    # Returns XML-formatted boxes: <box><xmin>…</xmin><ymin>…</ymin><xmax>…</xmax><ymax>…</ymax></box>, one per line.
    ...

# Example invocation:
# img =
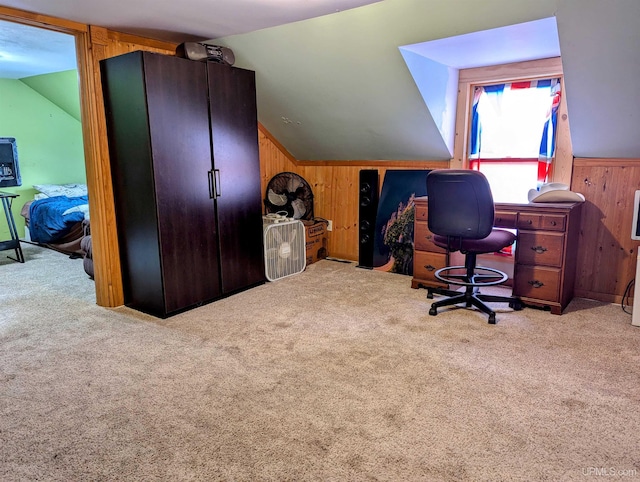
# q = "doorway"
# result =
<box><xmin>0</xmin><ymin>18</ymin><xmax>94</xmax><ymax>297</ymax></box>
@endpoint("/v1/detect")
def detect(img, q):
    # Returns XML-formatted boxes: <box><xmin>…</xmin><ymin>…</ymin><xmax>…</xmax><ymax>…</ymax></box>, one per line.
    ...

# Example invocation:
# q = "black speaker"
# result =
<box><xmin>358</xmin><ymin>169</ymin><xmax>379</xmax><ymax>269</ymax></box>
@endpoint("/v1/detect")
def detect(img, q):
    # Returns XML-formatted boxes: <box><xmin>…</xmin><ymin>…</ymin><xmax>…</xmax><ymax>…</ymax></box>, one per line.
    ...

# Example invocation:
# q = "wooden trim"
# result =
<box><xmin>574</xmin><ymin>290</ymin><xmax>623</xmax><ymax>305</ymax></box>
<box><xmin>296</xmin><ymin>160</ymin><xmax>447</xmax><ymax>168</ymax></box>
<box><xmin>257</xmin><ymin>124</ymin><xmax>446</xmax><ymax>169</ymax></box>
<box><xmin>80</xmin><ymin>26</ymin><xmax>125</xmax><ymax>307</ymax></box>
<box><xmin>106</xmin><ymin>30</ymin><xmax>177</xmax><ymax>51</ymax></box>
<box><xmin>459</xmin><ymin>57</ymin><xmax>563</xmax><ymax>84</ymax></box>
<box><xmin>258</xmin><ymin>123</ymin><xmax>297</xmax><ymax>164</ymax></box>
<box><xmin>573</xmin><ymin>158</ymin><xmax>640</xmax><ymax>167</ymax></box>
<box><xmin>0</xmin><ymin>5</ymin><xmax>87</xmax><ymax>32</ymax></box>
<box><xmin>453</xmin><ymin>57</ymin><xmax>573</xmax><ymax>186</ymax></box>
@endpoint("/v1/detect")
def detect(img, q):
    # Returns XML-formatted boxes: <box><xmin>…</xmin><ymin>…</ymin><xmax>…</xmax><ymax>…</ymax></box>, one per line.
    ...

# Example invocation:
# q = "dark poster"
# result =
<box><xmin>373</xmin><ymin>169</ymin><xmax>430</xmax><ymax>274</ymax></box>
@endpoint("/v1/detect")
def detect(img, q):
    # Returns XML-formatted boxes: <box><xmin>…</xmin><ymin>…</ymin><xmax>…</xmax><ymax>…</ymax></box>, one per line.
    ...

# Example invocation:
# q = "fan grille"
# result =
<box><xmin>263</xmin><ymin>219</ymin><xmax>306</xmax><ymax>281</ymax></box>
<box><xmin>264</xmin><ymin>172</ymin><xmax>314</xmax><ymax>220</ymax></box>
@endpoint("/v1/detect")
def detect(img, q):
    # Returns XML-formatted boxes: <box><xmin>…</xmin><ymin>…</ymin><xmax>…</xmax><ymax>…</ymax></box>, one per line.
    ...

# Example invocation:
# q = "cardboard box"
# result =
<box><xmin>302</xmin><ymin>219</ymin><xmax>328</xmax><ymax>265</ymax></box>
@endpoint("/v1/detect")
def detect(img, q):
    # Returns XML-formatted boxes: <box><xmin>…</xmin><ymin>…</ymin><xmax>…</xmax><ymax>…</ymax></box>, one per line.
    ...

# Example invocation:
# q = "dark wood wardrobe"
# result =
<box><xmin>101</xmin><ymin>51</ymin><xmax>265</xmax><ymax>318</ymax></box>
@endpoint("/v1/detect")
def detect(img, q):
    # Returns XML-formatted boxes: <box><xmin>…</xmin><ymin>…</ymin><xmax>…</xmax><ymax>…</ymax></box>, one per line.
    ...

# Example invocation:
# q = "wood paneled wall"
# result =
<box><xmin>261</xmin><ymin>128</ymin><xmax>640</xmax><ymax>304</ymax></box>
<box><xmin>571</xmin><ymin>158</ymin><xmax>640</xmax><ymax>304</ymax></box>
<box><xmin>258</xmin><ymin>127</ymin><xmax>447</xmax><ymax>260</ymax></box>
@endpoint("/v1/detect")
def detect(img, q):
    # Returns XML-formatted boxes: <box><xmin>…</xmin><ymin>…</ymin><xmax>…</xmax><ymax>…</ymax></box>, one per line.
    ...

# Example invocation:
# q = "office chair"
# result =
<box><xmin>425</xmin><ymin>169</ymin><xmax>523</xmax><ymax>324</ymax></box>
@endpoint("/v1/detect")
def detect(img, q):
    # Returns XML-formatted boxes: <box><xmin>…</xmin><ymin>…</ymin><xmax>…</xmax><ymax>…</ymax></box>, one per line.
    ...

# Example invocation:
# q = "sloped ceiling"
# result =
<box><xmin>213</xmin><ymin>0</ymin><xmax>640</xmax><ymax>160</ymax></box>
<box><xmin>556</xmin><ymin>0</ymin><xmax>640</xmax><ymax>158</ymax></box>
<box><xmin>399</xmin><ymin>17</ymin><xmax>561</xmax><ymax>156</ymax></box>
<box><xmin>20</xmin><ymin>70</ymin><xmax>82</xmax><ymax>121</ymax></box>
<box><xmin>1</xmin><ymin>0</ymin><xmax>640</xmax><ymax>160</ymax></box>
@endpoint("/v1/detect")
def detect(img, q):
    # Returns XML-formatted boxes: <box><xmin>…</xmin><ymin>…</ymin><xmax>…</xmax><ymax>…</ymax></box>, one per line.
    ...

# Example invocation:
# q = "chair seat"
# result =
<box><xmin>433</xmin><ymin>228</ymin><xmax>516</xmax><ymax>254</ymax></box>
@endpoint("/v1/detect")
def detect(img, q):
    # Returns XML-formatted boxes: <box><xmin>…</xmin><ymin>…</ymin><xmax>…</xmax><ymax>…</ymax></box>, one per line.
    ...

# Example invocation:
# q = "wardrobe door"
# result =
<box><xmin>102</xmin><ymin>51</ymin><xmax>164</xmax><ymax>314</ymax></box>
<box><xmin>207</xmin><ymin>63</ymin><xmax>265</xmax><ymax>294</ymax></box>
<box><xmin>143</xmin><ymin>53</ymin><xmax>222</xmax><ymax>314</ymax></box>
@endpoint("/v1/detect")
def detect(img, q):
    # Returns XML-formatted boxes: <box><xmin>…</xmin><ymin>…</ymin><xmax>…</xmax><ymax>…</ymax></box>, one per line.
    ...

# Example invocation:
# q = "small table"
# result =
<box><xmin>0</xmin><ymin>191</ymin><xmax>24</xmax><ymax>263</ymax></box>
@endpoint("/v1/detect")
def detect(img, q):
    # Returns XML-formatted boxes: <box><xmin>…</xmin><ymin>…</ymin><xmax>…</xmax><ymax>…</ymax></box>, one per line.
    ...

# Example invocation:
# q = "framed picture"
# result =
<box><xmin>373</xmin><ymin>169</ymin><xmax>430</xmax><ymax>274</ymax></box>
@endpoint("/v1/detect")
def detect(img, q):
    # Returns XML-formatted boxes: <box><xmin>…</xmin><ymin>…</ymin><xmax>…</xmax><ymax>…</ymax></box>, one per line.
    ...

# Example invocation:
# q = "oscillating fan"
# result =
<box><xmin>263</xmin><ymin>217</ymin><xmax>306</xmax><ymax>281</ymax></box>
<box><xmin>264</xmin><ymin>172</ymin><xmax>314</xmax><ymax>220</ymax></box>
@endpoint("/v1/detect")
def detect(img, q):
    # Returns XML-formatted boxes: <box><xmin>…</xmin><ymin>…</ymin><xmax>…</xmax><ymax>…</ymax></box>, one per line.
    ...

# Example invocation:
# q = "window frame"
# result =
<box><xmin>450</xmin><ymin>57</ymin><xmax>572</xmax><ymax>188</ymax></box>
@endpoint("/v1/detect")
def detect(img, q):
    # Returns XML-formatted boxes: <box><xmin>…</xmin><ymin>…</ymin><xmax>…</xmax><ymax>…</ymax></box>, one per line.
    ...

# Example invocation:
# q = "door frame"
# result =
<box><xmin>0</xmin><ymin>6</ymin><xmax>123</xmax><ymax>306</ymax></box>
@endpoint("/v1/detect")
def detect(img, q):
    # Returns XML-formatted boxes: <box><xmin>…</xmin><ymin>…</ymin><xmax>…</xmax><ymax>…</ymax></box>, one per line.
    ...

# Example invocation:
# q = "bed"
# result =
<box><xmin>20</xmin><ymin>183</ymin><xmax>92</xmax><ymax>265</ymax></box>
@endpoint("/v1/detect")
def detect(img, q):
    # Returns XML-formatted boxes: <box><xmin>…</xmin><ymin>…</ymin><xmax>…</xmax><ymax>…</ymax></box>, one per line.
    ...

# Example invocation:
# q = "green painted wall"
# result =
<box><xmin>21</xmin><ymin>70</ymin><xmax>82</xmax><ymax>122</ymax></box>
<box><xmin>0</xmin><ymin>76</ymin><xmax>85</xmax><ymax>241</ymax></box>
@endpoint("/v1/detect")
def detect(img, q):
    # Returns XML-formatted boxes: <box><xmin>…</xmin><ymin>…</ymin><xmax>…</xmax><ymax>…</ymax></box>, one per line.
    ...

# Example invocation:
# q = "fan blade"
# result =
<box><xmin>287</xmin><ymin>177</ymin><xmax>303</xmax><ymax>193</ymax></box>
<box><xmin>267</xmin><ymin>188</ymin><xmax>288</xmax><ymax>206</ymax></box>
<box><xmin>291</xmin><ymin>199</ymin><xmax>306</xmax><ymax>219</ymax></box>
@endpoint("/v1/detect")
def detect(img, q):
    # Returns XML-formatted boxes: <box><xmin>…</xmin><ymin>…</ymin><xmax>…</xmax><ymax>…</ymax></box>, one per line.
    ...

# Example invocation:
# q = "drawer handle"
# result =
<box><xmin>426</xmin><ymin>235</ymin><xmax>432</xmax><ymax>241</ymax></box>
<box><xmin>526</xmin><ymin>219</ymin><xmax>533</xmax><ymax>225</ymax></box>
<box><xmin>528</xmin><ymin>280</ymin><xmax>545</xmax><ymax>288</ymax></box>
<box><xmin>531</xmin><ymin>245</ymin><xmax>548</xmax><ymax>254</ymax></box>
<box><xmin>550</xmin><ymin>221</ymin><xmax>557</xmax><ymax>226</ymax></box>
<box><xmin>424</xmin><ymin>264</ymin><xmax>436</xmax><ymax>272</ymax></box>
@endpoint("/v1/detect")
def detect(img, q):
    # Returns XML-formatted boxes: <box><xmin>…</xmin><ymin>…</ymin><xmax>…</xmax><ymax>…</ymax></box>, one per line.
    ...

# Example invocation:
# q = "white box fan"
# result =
<box><xmin>263</xmin><ymin>217</ymin><xmax>306</xmax><ymax>281</ymax></box>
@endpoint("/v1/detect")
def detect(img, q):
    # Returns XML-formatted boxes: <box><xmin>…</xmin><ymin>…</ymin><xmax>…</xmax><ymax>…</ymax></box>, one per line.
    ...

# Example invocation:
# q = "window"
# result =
<box><xmin>449</xmin><ymin>57</ymin><xmax>573</xmax><ymax>203</ymax></box>
<box><xmin>469</xmin><ymin>79</ymin><xmax>562</xmax><ymax>203</ymax></box>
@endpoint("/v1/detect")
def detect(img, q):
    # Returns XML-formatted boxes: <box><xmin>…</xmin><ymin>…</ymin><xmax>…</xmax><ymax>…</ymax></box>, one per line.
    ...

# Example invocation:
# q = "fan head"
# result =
<box><xmin>264</xmin><ymin>172</ymin><xmax>314</xmax><ymax>220</ymax></box>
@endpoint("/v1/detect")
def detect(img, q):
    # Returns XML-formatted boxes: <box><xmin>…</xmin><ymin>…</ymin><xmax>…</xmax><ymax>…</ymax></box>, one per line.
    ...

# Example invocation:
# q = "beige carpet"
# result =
<box><xmin>1</xmin><ymin>244</ymin><xmax>639</xmax><ymax>481</ymax></box>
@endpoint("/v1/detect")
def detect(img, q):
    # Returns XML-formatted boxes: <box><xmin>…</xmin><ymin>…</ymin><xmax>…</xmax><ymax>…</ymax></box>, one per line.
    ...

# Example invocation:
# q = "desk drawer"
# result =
<box><xmin>513</xmin><ymin>265</ymin><xmax>561</xmax><ymax>302</ymax></box>
<box><xmin>414</xmin><ymin>251</ymin><xmax>447</xmax><ymax>283</ymax></box>
<box><xmin>517</xmin><ymin>213</ymin><xmax>566</xmax><ymax>232</ymax></box>
<box><xmin>415</xmin><ymin>203</ymin><xmax>428</xmax><ymax>222</ymax></box>
<box><xmin>414</xmin><ymin>221</ymin><xmax>446</xmax><ymax>253</ymax></box>
<box><xmin>495</xmin><ymin>211</ymin><xmax>517</xmax><ymax>228</ymax></box>
<box><xmin>516</xmin><ymin>231</ymin><xmax>564</xmax><ymax>267</ymax></box>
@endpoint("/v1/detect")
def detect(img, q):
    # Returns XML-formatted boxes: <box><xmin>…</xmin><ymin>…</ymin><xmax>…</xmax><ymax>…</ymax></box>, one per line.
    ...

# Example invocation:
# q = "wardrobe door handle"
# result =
<box><xmin>207</xmin><ymin>170</ymin><xmax>215</xmax><ymax>199</ymax></box>
<box><xmin>214</xmin><ymin>169</ymin><xmax>221</xmax><ymax>197</ymax></box>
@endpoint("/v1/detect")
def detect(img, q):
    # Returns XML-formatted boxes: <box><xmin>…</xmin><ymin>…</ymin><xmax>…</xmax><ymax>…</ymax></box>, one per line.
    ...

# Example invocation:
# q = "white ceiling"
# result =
<box><xmin>0</xmin><ymin>20</ymin><xmax>77</xmax><ymax>78</ymax></box>
<box><xmin>0</xmin><ymin>0</ymin><xmax>381</xmax><ymax>41</ymax></box>
<box><xmin>0</xmin><ymin>1</ymin><xmax>558</xmax><ymax>80</ymax></box>
<box><xmin>400</xmin><ymin>17</ymin><xmax>560</xmax><ymax>70</ymax></box>
<box><xmin>1</xmin><ymin>0</ymin><xmax>379</xmax><ymax>78</ymax></box>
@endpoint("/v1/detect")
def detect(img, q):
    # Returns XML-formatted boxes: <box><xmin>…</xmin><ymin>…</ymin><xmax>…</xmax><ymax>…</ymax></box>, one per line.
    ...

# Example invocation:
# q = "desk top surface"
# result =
<box><xmin>415</xmin><ymin>196</ymin><xmax>582</xmax><ymax>211</ymax></box>
<box><xmin>0</xmin><ymin>191</ymin><xmax>19</xmax><ymax>199</ymax></box>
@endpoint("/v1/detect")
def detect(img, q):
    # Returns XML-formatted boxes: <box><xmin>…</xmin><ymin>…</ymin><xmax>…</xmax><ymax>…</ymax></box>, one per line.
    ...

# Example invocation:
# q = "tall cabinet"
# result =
<box><xmin>101</xmin><ymin>51</ymin><xmax>265</xmax><ymax>318</ymax></box>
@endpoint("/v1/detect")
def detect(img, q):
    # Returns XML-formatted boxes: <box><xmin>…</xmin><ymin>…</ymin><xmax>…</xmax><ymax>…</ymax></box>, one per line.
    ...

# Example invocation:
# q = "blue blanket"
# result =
<box><xmin>29</xmin><ymin>195</ymin><xmax>88</xmax><ymax>244</ymax></box>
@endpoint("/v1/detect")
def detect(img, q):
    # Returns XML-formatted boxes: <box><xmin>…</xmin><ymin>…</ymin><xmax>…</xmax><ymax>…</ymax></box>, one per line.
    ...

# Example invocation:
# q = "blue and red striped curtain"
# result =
<box><xmin>469</xmin><ymin>78</ymin><xmax>562</xmax><ymax>184</ymax></box>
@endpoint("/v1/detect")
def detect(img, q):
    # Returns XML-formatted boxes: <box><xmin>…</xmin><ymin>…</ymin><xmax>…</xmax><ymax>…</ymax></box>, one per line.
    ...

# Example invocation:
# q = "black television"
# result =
<box><xmin>0</xmin><ymin>137</ymin><xmax>21</xmax><ymax>188</ymax></box>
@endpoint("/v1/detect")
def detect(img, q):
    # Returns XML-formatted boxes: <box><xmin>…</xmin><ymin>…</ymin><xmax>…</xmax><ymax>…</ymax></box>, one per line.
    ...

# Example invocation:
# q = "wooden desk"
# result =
<box><xmin>411</xmin><ymin>197</ymin><xmax>583</xmax><ymax>315</ymax></box>
<box><xmin>0</xmin><ymin>191</ymin><xmax>24</xmax><ymax>263</ymax></box>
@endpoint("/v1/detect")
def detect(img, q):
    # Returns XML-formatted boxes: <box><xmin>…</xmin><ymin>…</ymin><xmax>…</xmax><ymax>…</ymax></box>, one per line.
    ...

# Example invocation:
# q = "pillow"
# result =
<box><xmin>62</xmin><ymin>203</ymin><xmax>90</xmax><ymax>220</ymax></box>
<box><xmin>33</xmin><ymin>183</ymin><xmax>88</xmax><ymax>198</ymax></box>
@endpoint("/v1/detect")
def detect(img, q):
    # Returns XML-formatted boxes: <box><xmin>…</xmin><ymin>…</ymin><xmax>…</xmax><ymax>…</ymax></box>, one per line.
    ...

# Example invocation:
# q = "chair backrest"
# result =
<box><xmin>426</xmin><ymin>169</ymin><xmax>494</xmax><ymax>240</ymax></box>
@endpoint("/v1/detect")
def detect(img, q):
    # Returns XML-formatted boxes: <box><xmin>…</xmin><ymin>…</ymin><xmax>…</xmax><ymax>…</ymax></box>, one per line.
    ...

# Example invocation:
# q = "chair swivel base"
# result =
<box><xmin>427</xmin><ymin>265</ymin><xmax>523</xmax><ymax>324</ymax></box>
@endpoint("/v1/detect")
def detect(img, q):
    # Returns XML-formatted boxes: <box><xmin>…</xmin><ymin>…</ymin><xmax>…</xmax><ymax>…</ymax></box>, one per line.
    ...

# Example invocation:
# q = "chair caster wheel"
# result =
<box><xmin>427</xmin><ymin>291</ymin><xmax>434</xmax><ymax>299</ymax></box>
<box><xmin>509</xmin><ymin>300</ymin><xmax>524</xmax><ymax>311</ymax></box>
<box><xmin>488</xmin><ymin>313</ymin><xmax>496</xmax><ymax>324</ymax></box>
<box><xmin>429</xmin><ymin>307</ymin><xmax>437</xmax><ymax>316</ymax></box>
